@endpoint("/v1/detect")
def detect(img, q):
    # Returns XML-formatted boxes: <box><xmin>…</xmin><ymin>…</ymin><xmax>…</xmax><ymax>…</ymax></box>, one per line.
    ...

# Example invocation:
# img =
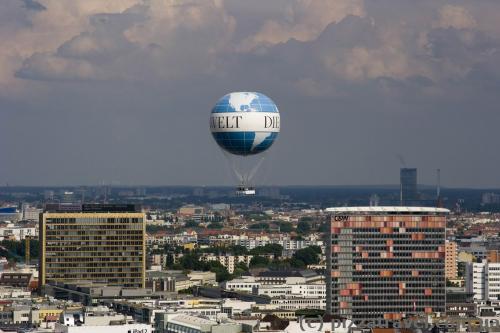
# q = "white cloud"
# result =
<box><xmin>16</xmin><ymin>53</ymin><xmax>103</xmax><ymax>81</ymax></box>
<box><xmin>238</xmin><ymin>0</ymin><xmax>365</xmax><ymax>50</ymax></box>
<box><xmin>435</xmin><ymin>5</ymin><xmax>476</xmax><ymax>30</ymax></box>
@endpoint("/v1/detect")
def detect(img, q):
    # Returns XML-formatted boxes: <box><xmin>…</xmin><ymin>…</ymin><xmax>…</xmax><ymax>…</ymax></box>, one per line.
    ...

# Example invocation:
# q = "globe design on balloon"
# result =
<box><xmin>210</xmin><ymin>92</ymin><xmax>280</xmax><ymax>156</ymax></box>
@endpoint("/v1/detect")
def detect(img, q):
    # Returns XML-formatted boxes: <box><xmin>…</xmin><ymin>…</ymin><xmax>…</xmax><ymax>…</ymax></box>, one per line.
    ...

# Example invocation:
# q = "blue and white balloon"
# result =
<box><xmin>210</xmin><ymin>92</ymin><xmax>280</xmax><ymax>156</ymax></box>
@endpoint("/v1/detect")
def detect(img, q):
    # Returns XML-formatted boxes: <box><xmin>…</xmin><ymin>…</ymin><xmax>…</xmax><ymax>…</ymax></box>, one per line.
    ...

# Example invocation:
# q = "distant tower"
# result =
<box><xmin>369</xmin><ymin>194</ymin><xmax>380</xmax><ymax>207</ymax></box>
<box><xmin>62</xmin><ymin>191</ymin><xmax>75</xmax><ymax>203</ymax></box>
<box><xmin>400</xmin><ymin>168</ymin><xmax>417</xmax><ymax>206</ymax></box>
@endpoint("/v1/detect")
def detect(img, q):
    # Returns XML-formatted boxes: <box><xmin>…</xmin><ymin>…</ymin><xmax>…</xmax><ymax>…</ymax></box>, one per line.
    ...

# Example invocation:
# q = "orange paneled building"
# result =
<box><xmin>326</xmin><ymin>206</ymin><xmax>449</xmax><ymax>321</ymax></box>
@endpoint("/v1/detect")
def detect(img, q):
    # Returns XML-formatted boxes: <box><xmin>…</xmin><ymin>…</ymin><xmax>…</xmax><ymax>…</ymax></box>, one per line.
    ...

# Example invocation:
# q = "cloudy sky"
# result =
<box><xmin>1</xmin><ymin>0</ymin><xmax>500</xmax><ymax>187</ymax></box>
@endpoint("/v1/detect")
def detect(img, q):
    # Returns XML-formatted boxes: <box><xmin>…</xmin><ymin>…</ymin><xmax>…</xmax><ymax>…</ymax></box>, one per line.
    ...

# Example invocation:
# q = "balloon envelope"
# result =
<box><xmin>210</xmin><ymin>92</ymin><xmax>280</xmax><ymax>156</ymax></box>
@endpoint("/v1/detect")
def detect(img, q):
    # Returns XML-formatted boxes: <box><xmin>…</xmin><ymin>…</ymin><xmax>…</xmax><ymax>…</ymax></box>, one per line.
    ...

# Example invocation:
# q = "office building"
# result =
<box><xmin>326</xmin><ymin>206</ymin><xmax>448</xmax><ymax>321</ymax></box>
<box><xmin>39</xmin><ymin>204</ymin><xmax>145</xmax><ymax>288</ymax></box>
<box><xmin>400</xmin><ymin>168</ymin><xmax>418</xmax><ymax>205</ymax></box>
<box><xmin>445</xmin><ymin>241</ymin><xmax>458</xmax><ymax>279</ymax></box>
<box><xmin>466</xmin><ymin>260</ymin><xmax>500</xmax><ymax>301</ymax></box>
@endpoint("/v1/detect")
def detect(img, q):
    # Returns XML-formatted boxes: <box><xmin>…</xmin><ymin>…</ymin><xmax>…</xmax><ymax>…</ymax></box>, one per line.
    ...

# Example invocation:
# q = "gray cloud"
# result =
<box><xmin>22</xmin><ymin>0</ymin><xmax>46</xmax><ymax>11</ymax></box>
<box><xmin>1</xmin><ymin>0</ymin><xmax>500</xmax><ymax>187</ymax></box>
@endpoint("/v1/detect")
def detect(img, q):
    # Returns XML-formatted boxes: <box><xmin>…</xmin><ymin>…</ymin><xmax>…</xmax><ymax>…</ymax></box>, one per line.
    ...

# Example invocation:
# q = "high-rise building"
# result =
<box><xmin>39</xmin><ymin>204</ymin><xmax>145</xmax><ymax>288</ymax></box>
<box><xmin>466</xmin><ymin>260</ymin><xmax>500</xmax><ymax>301</ymax></box>
<box><xmin>326</xmin><ymin>206</ymin><xmax>448</xmax><ymax>321</ymax></box>
<box><xmin>445</xmin><ymin>241</ymin><xmax>458</xmax><ymax>279</ymax></box>
<box><xmin>400</xmin><ymin>168</ymin><xmax>418</xmax><ymax>205</ymax></box>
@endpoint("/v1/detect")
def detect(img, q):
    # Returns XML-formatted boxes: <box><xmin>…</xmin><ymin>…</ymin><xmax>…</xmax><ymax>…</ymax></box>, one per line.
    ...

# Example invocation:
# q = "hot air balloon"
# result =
<box><xmin>210</xmin><ymin>92</ymin><xmax>280</xmax><ymax>195</ymax></box>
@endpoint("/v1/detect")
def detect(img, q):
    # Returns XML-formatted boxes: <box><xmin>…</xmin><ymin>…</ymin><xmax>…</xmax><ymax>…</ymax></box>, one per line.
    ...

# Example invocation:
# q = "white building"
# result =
<box><xmin>0</xmin><ymin>223</ymin><xmax>37</xmax><ymax>241</ymax></box>
<box><xmin>54</xmin><ymin>306</ymin><xmax>152</xmax><ymax>333</ymax></box>
<box><xmin>258</xmin><ymin>283</ymin><xmax>325</xmax><ymax>298</ymax></box>
<box><xmin>466</xmin><ymin>260</ymin><xmax>500</xmax><ymax>300</ymax></box>
<box><xmin>222</xmin><ymin>276</ymin><xmax>260</xmax><ymax>293</ymax></box>
<box><xmin>200</xmin><ymin>254</ymin><xmax>254</xmax><ymax>274</ymax></box>
<box><xmin>22</xmin><ymin>206</ymin><xmax>42</xmax><ymax>221</ymax></box>
<box><xmin>256</xmin><ymin>297</ymin><xmax>326</xmax><ymax>311</ymax></box>
<box><xmin>155</xmin><ymin>313</ymin><xmax>242</xmax><ymax>333</ymax></box>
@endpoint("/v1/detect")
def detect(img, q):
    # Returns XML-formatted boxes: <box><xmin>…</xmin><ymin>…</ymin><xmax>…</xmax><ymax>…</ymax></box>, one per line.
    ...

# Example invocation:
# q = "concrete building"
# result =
<box><xmin>446</xmin><ymin>241</ymin><xmax>458</xmax><ymax>279</ymax></box>
<box><xmin>326</xmin><ymin>206</ymin><xmax>448</xmax><ymax>321</ymax></box>
<box><xmin>145</xmin><ymin>270</ymin><xmax>215</xmax><ymax>292</ymax></box>
<box><xmin>0</xmin><ymin>222</ymin><xmax>37</xmax><ymax>241</ymax></box>
<box><xmin>39</xmin><ymin>204</ymin><xmax>145</xmax><ymax>288</ymax></box>
<box><xmin>466</xmin><ymin>260</ymin><xmax>500</xmax><ymax>301</ymax></box>
<box><xmin>256</xmin><ymin>270</ymin><xmax>323</xmax><ymax>285</ymax></box>
<box><xmin>223</xmin><ymin>276</ymin><xmax>260</xmax><ymax>293</ymax></box>
<box><xmin>200</xmin><ymin>255</ymin><xmax>256</xmax><ymax>274</ymax></box>
<box><xmin>446</xmin><ymin>288</ymin><xmax>476</xmax><ymax>318</ymax></box>
<box><xmin>258</xmin><ymin>283</ymin><xmax>326</xmax><ymax>298</ymax></box>
<box><xmin>54</xmin><ymin>306</ymin><xmax>152</xmax><ymax>333</ymax></box>
<box><xmin>155</xmin><ymin>313</ymin><xmax>243</xmax><ymax>333</ymax></box>
<box><xmin>45</xmin><ymin>282</ymin><xmax>157</xmax><ymax>306</ymax></box>
<box><xmin>22</xmin><ymin>206</ymin><xmax>42</xmax><ymax>221</ymax></box>
<box><xmin>178</xmin><ymin>205</ymin><xmax>205</xmax><ymax>222</ymax></box>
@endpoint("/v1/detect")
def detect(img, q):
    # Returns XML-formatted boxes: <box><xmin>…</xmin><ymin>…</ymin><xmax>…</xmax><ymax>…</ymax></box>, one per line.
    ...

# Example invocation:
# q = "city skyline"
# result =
<box><xmin>2</xmin><ymin>0</ymin><xmax>500</xmax><ymax>188</ymax></box>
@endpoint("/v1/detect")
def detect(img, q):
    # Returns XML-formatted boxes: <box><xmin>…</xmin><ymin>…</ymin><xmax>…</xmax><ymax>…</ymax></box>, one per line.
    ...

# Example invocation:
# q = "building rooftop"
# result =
<box><xmin>44</xmin><ymin>203</ymin><xmax>141</xmax><ymax>213</ymax></box>
<box><xmin>325</xmin><ymin>206</ymin><xmax>450</xmax><ymax>214</ymax></box>
<box><xmin>258</xmin><ymin>270</ymin><xmax>318</xmax><ymax>278</ymax></box>
<box><xmin>170</xmin><ymin>314</ymin><xmax>217</xmax><ymax>326</ymax></box>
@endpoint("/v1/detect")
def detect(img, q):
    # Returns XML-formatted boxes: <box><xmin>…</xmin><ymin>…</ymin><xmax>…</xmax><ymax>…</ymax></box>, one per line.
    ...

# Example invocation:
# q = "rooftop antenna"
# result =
<box><xmin>396</xmin><ymin>154</ymin><xmax>406</xmax><ymax>206</ymax></box>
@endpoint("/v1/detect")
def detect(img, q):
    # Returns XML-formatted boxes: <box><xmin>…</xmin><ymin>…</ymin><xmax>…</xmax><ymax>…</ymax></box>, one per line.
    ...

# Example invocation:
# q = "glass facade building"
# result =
<box><xmin>400</xmin><ymin>168</ymin><xmax>418</xmax><ymax>205</ymax></box>
<box><xmin>39</xmin><ymin>204</ymin><xmax>145</xmax><ymax>288</ymax></box>
<box><xmin>326</xmin><ymin>207</ymin><xmax>448</xmax><ymax>321</ymax></box>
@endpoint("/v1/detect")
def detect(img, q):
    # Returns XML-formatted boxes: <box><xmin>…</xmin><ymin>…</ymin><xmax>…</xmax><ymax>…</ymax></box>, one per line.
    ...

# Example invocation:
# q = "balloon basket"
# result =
<box><xmin>235</xmin><ymin>185</ymin><xmax>256</xmax><ymax>196</ymax></box>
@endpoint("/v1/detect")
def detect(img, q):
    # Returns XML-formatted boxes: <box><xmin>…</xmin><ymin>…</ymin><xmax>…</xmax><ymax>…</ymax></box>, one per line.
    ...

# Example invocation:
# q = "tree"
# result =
<box><xmin>207</xmin><ymin>261</ymin><xmax>231</xmax><ymax>282</ymax></box>
<box><xmin>185</xmin><ymin>220</ymin><xmax>198</xmax><ymax>228</ymax></box>
<box><xmin>232</xmin><ymin>262</ymin><xmax>249</xmax><ymax>278</ymax></box>
<box><xmin>278</xmin><ymin>222</ymin><xmax>293</xmax><ymax>233</ymax></box>
<box><xmin>229</xmin><ymin>245</ymin><xmax>248</xmax><ymax>256</ymax></box>
<box><xmin>249</xmin><ymin>256</ymin><xmax>270</xmax><ymax>268</ymax></box>
<box><xmin>165</xmin><ymin>253</ymin><xmax>175</xmax><ymax>268</ymax></box>
<box><xmin>178</xmin><ymin>253</ymin><xmax>204</xmax><ymax>270</ymax></box>
<box><xmin>296</xmin><ymin>221</ymin><xmax>311</xmax><ymax>234</ymax></box>
<box><xmin>250</xmin><ymin>244</ymin><xmax>283</xmax><ymax>258</ymax></box>
<box><xmin>318</xmin><ymin>222</ymin><xmax>330</xmax><ymax>232</ymax></box>
<box><xmin>292</xmin><ymin>246</ymin><xmax>320</xmax><ymax>267</ymax></box>
<box><xmin>235</xmin><ymin>261</ymin><xmax>249</xmax><ymax>272</ymax></box>
<box><xmin>249</xmin><ymin>222</ymin><xmax>269</xmax><ymax>230</ymax></box>
<box><xmin>289</xmin><ymin>257</ymin><xmax>306</xmax><ymax>268</ymax></box>
<box><xmin>207</xmin><ymin>222</ymin><xmax>223</xmax><ymax>229</ymax></box>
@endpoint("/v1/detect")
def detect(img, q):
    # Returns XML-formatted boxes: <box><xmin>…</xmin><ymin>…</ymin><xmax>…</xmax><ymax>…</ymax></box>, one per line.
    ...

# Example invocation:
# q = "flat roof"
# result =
<box><xmin>44</xmin><ymin>203</ymin><xmax>141</xmax><ymax>213</ymax></box>
<box><xmin>325</xmin><ymin>206</ymin><xmax>450</xmax><ymax>214</ymax></box>
<box><xmin>170</xmin><ymin>314</ymin><xmax>217</xmax><ymax>326</ymax></box>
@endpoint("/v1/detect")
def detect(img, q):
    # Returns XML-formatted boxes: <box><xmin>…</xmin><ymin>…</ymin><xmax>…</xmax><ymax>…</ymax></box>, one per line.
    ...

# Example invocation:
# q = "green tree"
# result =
<box><xmin>296</xmin><ymin>221</ymin><xmax>311</xmax><ymax>234</ymax></box>
<box><xmin>165</xmin><ymin>253</ymin><xmax>175</xmax><ymax>268</ymax></box>
<box><xmin>185</xmin><ymin>220</ymin><xmax>198</xmax><ymax>228</ymax></box>
<box><xmin>318</xmin><ymin>222</ymin><xmax>330</xmax><ymax>232</ymax></box>
<box><xmin>250</xmin><ymin>244</ymin><xmax>283</xmax><ymax>258</ymax></box>
<box><xmin>207</xmin><ymin>222</ymin><xmax>223</xmax><ymax>229</ymax></box>
<box><xmin>292</xmin><ymin>246</ymin><xmax>320</xmax><ymax>267</ymax></box>
<box><xmin>229</xmin><ymin>245</ymin><xmax>248</xmax><ymax>256</ymax></box>
<box><xmin>207</xmin><ymin>261</ymin><xmax>231</xmax><ymax>282</ymax></box>
<box><xmin>278</xmin><ymin>222</ymin><xmax>293</xmax><ymax>233</ymax></box>
<box><xmin>178</xmin><ymin>253</ymin><xmax>204</xmax><ymax>270</ymax></box>
<box><xmin>249</xmin><ymin>256</ymin><xmax>270</xmax><ymax>268</ymax></box>
<box><xmin>249</xmin><ymin>222</ymin><xmax>269</xmax><ymax>230</ymax></box>
<box><xmin>0</xmin><ymin>239</ymin><xmax>40</xmax><ymax>262</ymax></box>
<box><xmin>233</xmin><ymin>266</ymin><xmax>248</xmax><ymax>278</ymax></box>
